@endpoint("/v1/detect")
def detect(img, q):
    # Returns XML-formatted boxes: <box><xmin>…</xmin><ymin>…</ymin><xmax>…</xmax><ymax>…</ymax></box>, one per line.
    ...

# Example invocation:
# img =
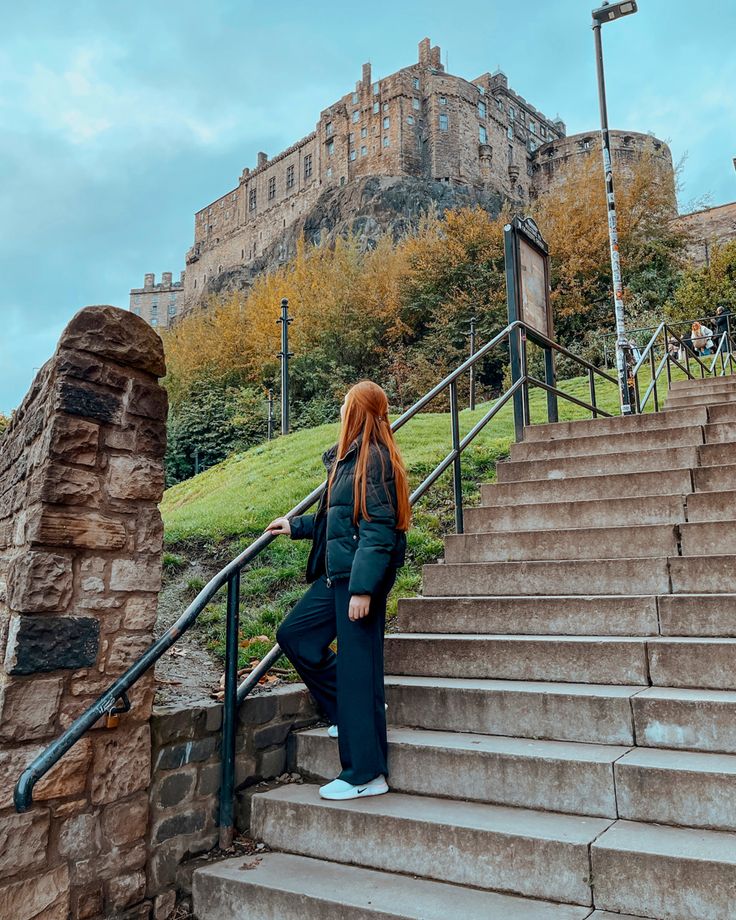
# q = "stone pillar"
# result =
<box><xmin>0</xmin><ymin>306</ymin><xmax>167</xmax><ymax>919</ymax></box>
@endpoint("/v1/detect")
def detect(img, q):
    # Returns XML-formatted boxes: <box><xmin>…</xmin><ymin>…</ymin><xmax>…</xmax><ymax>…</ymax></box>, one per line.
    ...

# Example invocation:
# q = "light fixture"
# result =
<box><xmin>592</xmin><ymin>1</ymin><xmax>638</xmax><ymax>23</ymax></box>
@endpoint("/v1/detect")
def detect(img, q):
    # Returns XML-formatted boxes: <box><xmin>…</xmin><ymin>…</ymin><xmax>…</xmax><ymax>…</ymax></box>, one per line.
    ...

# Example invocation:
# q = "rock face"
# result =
<box><xmin>0</xmin><ymin>306</ymin><xmax>167</xmax><ymax>918</ymax></box>
<box><xmin>207</xmin><ymin>175</ymin><xmax>505</xmax><ymax>299</ymax></box>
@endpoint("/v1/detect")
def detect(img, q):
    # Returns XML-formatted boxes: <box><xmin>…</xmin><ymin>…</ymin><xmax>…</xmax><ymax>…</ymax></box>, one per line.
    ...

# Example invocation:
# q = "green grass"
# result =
<box><xmin>160</xmin><ymin>363</ymin><xmax>678</xmax><ymax>666</ymax></box>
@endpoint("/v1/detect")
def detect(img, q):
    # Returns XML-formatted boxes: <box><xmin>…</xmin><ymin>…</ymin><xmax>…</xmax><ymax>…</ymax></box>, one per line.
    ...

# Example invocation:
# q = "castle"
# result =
<box><xmin>131</xmin><ymin>38</ymin><xmax>676</xmax><ymax>323</ymax></box>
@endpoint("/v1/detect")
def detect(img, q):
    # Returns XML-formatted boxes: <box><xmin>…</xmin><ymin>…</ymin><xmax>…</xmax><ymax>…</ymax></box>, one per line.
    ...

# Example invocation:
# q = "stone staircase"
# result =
<box><xmin>193</xmin><ymin>374</ymin><xmax>736</xmax><ymax>920</ymax></box>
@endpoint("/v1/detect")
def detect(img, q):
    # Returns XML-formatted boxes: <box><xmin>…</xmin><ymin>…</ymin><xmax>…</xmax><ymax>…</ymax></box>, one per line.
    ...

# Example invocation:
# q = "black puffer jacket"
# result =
<box><xmin>289</xmin><ymin>434</ymin><xmax>407</xmax><ymax>594</ymax></box>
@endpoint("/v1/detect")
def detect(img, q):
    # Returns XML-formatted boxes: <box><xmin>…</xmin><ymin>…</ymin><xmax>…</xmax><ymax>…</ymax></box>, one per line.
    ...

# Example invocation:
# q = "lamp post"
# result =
<box><xmin>592</xmin><ymin>0</ymin><xmax>638</xmax><ymax>415</ymax></box>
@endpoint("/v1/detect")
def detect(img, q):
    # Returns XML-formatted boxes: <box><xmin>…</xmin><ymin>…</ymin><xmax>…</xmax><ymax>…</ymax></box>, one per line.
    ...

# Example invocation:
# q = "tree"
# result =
<box><xmin>668</xmin><ymin>239</ymin><xmax>736</xmax><ymax>324</ymax></box>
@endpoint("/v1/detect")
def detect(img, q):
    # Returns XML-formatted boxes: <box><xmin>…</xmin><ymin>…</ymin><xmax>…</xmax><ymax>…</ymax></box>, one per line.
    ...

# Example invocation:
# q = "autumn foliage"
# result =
<box><xmin>162</xmin><ymin>150</ymin><xmax>694</xmax><ymax>481</ymax></box>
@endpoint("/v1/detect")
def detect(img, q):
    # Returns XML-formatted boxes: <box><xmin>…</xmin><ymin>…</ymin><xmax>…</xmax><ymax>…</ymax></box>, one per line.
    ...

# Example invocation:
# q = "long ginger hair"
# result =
<box><xmin>327</xmin><ymin>381</ymin><xmax>411</xmax><ymax>532</ymax></box>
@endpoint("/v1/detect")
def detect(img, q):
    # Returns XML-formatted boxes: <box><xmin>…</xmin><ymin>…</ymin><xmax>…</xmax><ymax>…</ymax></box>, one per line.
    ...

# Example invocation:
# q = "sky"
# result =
<box><xmin>1</xmin><ymin>0</ymin><xmax>734</xmax><ymax>414</ymax></box>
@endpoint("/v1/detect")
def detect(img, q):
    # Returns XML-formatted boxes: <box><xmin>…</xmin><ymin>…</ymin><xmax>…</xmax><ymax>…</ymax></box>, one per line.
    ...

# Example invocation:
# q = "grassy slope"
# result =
<box><xmin>160</xmin><ymin>367</ymin><xmax>668</xmax><ymax>668</ymax></box>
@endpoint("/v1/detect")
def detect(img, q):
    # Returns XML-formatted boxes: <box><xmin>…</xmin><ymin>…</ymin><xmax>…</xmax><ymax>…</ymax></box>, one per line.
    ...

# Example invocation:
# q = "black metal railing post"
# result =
<box><xmin>650</xmin><ymin>347</ymin><xmax>659</xmax><ymax>412</ymax></box>
<box><xmin>449</xmin><ymin>380</ymin><xmax>464</xmax><ymax>535</ymax></box>
<box><xmin>544</xmin><ymin>345</ymin><xmax>558</xmax><ymax>424</ymax></box>
<box><xmin>588</xmin><ymin>368</ymin><xmax>598</xmax><ymax>418</ymax></box>
<box><xmin>509</xmin><ymin>325</ymin><xmax>525</xmax><ymax>442</ymax></box>
<box><xmin>218</xmin><ymin>571</ymin><xmax>241</xmax><ymax>849</ymax></box>
<box><xmin>664</xmin><ymin>325</ymin><xmax>673</xmax><ymax>388</ymax></box>
<box><xmin>520</xmin><ymin>331</ymin><xmax>531</xmax><ymax>427</ymax></box>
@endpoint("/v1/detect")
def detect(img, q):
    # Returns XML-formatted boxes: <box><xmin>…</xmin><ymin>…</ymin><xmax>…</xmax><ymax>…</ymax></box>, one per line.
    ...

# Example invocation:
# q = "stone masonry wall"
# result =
<box><xmin>0</xmin><ymin>306</ymin><xmax>167</xmax><ymax>920</ymax></box>
<box><xmin>147</xmin><ymin>685</ymin><xmax>318</xmax><ymax>902</ymax></box>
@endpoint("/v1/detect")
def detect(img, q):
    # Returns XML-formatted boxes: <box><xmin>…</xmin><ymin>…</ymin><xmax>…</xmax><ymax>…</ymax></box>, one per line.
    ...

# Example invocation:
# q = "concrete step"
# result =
<box><xmin>670</xmin><ymin>375</ymin><xmax>736</xmax><ymax>393</ymax></box>
<box><xmin>397</xmin><ymin>594</ymin><xmax>736</xmax><ymax>638</ymax></box>
<box><xmin>669</xmin><ymin>554</ymin><xmax>736</xmax><ymax>592</ymax></box>
<box><xmin>250</xmin><ymin>783</ymin><xmax>611</xmax><ymax>905</ymax></box>
<box><xmin>444</xmin><ymin>523</ymin><xmax>678</xmax><ymax>563</ymax></box>
<box><xmin>296</xmin><ymin>727</ymin><xmax>626</xmax><ymax>818</ymax></box>
<box><xmin>698</xmin><ymin>441</ymin><xmax>736</xmax><ymax>466</ymax></box>
<box><xmin>686</xmin><ymin>489</ymin><xmax>736</xmax><ymax>522</ymax></box>
<box><xmin>466</xmin><ymin>493</ymin><xmax>685</xmax><ymax>532</ymax></box>
<box><xmin>658</xmin><ymin>594</ymin><xmax>736</xmax><ymax>636</ymax></box>
<box><xmin>681</xmin><ymin>520</ymin><xmax>736</xmax><ymax>555</ymax></box>
<box><xmin>385</xmin><ymin>675</ymin><xmax>643</xmax><ymax>745</ymax></box>
<box><xmin>707</xmin><ymin>402</ymin><xmax>736</xmax><ymax>423</ymax></box>
<box><xmin>510</xmin><ymin>424</ymin><xmax>704</xmax><ymax>462</ymax></box>
<box><xmin>480</xmin><ymin>468</ymin><xmax>694</xmax><ymax>509</ymax></box>
<box><xmin>591</xmin><ymin>819</ymin><xmax>736</xmax><ymax>919</ymax></box>
<box><xmin>693</xmin><ymin>462</ymin><xmax>736</xmax><ymax>492</ymax></box>
<box><xmin>496</xmin><ymin>445</ymin><xmax>699</xmax><ymax>484</ymax></box>
<box><xmin>615</xmin><ymin>747</ymin><xmax>736</xmax><ymax>831</ymax></box>
<box><xmin>648</xmin><ymin>637</ymin><xmax>736</xmax><ymax>690</ymax></box>
<box><xmin>523</xmin><ymin>405</ymin><xmax>706</xmax><ymax>443</ymax></box>
<box><xmin>386</xmin><ymin>634</ymin><xmax>736</xmax><ymax>688</ymax></box>
<box><xmin>385</xmin><ymin>634</ymin><xmax>650</xmax><ymax>684</ymax></box>
<box><xmin>632</xmin><ymin>686</ymin><xmax>736</xmax><ymax>753</ymax></box>
<box><xmin>422</xmin><ymin>558</ymin><xmax>672</xmax><ymax>596</ymax></box>
<box><xmin>395</xmin><ymin>595</ymin><xmax>660</xmax><ymax>636</ymax></box>
<box><xmin>704</xmin><ymin>421</ymin><xmax>736</xmax><ymax>443</ymax></box>
<box><xmin>192</xmin><ymin>852</ymin><xmax>593</xmax><ymax>920</ymax></box>
<box><xmin>666</xmin><ymin>389</ymin><xmax>736</xmax><ymax>410</ymax></box>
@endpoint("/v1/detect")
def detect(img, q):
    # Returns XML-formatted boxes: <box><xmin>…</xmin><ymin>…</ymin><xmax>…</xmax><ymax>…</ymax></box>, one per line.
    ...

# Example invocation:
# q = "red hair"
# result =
<box><xmin>327</xmin><ymin>380</ymin><xmax>411</xmax><ymax>531</ymax></box>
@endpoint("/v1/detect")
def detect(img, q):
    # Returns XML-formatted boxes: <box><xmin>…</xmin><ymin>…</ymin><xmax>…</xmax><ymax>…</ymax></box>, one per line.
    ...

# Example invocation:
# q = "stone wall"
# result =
<box><xmin>147</xmin><ymin>685</ymin><xmax>318</xmax><ymax>900</ymax></box>
<box><xmin>673</xmin><ymin>200</ymin><xmax>736</xmax><ymax>266</ymax></box>
<box><xmin>0</xmin><ymin>306</ymin><xmax>167</xmax><ymax>920</ymax></box>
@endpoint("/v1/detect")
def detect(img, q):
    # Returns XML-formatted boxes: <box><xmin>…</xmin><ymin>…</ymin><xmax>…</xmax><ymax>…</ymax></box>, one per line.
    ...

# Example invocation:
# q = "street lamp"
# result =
<box><xmin>592</xmin><ymin>0</ymin><xmax>638</xmax><ymax>415</ymax></box>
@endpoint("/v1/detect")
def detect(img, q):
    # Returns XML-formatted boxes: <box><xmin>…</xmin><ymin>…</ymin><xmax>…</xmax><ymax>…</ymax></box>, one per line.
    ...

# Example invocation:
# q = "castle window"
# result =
<box><xmin>350</xmin><ymin>150</ymin><xmax>357</xmax><ymax>160</ymax></box>
<box><xmin>478</xmin><ymin>101</ymin><xmax>486</xmax><ymax>119</ymax></box>
<box><xmin>529</xmin><ymin>120</ymin><xmax>536</xmax><ymax>135</ymax></box>
<box><xmin>383</xmin><ymin>136</ymin><xmax>390</xmax><ymax>147</ymax></box>
<box><xmin>508</xmin><ymin>144</ymin><xmax>514</xmax><ymax>164</ymax></box>
<box><xmin>327</xmin><ymin>139</ymin><xmax>334</xmax><ymax>157</ymax></box>
<box><xmin>326</xmin><ymin>166</ymin><xmax>333</xmax><ymax>177</ymax></box>
<box><xmin>349</xmin><ymin>132</ymin><xmax>354</xmax><ymax>144</ymax></box>
<box><xmin>340</xmin><ymin>176</ymin><xmax>346</xmax><ymax>185</ymax></box>
<box><xmin>509</xmin><ymin>105</ymin><xmax>515</xmax><ymax>120</ymax></box>
<box><xmin>407</xmin><ymin>115</ymin><xmax>415</xmax><ymax>125</ymax></box>
<box><xmin>132</xmin><ymin>306</ymin><xmax>141</xmax><ymax>316</ymax></box>
<box><xmin>382</xmin><ymin>102</ymin><xmax>389</xmax><ymax>112</ymax></box>
<box><xmin>439</xmin><ymin>96</ymin><xmax>447</xmax><ymax>105</ymax></box>
<box><xmin>528</xmin><ymin>139</ymin><xmax>537</xmax><ymax>152</ymax></box>
<box><xmin>479</xmin><ymin>125</ymin><xmax>488</xmax><ymax>144</ymax></box>
<box><xmin>412</xmin><ymin>97</ymin><xmax>420</xmax><ymax>111</ymax></box>
<box><xmin>249</xmin><ymin>188</ymin><xmax>257</xmax><ymax>210</ymax></box>
<box><xmin>372</xmin><ymin>81</ymin><xmax>379</xmax><ymax>94</ymax></box>
<box><xmin>478</xmin><ymin>85</ymin><xmax>485</xmax><ymax>94</ymax></box>
<box><xmin>150</xmin><ymin>305</ymin><xmax>158</xmax><ymax>328</ymax></box>
<box><xmin>352</xmin><ymin>110</ymin><xmax>360</xmax><ymax>123</ymax></box>
<box><xmin>268</xmin><ymin>176</ymin><xmax>276</xmax><ymax>199</ymax></box>
<box><xmin>286</xmin><ymin>164</ymin><xmax>295</xmax><ymax>189</ymax></box>
<box><xmin>527</xmin><ymin>163</ymin><xmax>534</xmax><ymax>177</ymax></box>
<box><xmin>352</xmin><ymin>91</ymin><xmax>359</xmax><ymax>104</ymax></box>
<box><xmin>325</xmin><ymin>121</ymin><xmax>333</xmax><ymax>136</ymax></box>
<box><xmin>497</xmin><ymin>99</ymin><xmax>503</xmax><ymax>111</ymax></box>
<box><xmin>373</xmin><ymin>101</ymin><xmax>379</xmax><ymax>114</ymax></box>
<box><xmin>361</xmin><ymin>145</ymin><xmax>367</xmax><ymax>156</ymax></box>
<box><xmin>304</xmin><ymin>153</ymin><xmax>313</xmax><ymax>178</ymax></box>
<box><xmin>413</xmin><ymin>77</ymin><xmax>420</xmax><ymax>89</ymax></box>
<box><xmin>383</xmin><ymin>116</ymin><xmax>390</xmax><ymax>129</ymax></box>
<box><xmin>168</xmin><ymin>302</ymin><xmax>177</xmax><ymax>318</ymax></box>
<box><xmin>439</xmin><ymin>113</ymin><xmax>448</xmax><ymax>131</ymax></box>
<box><xmin>361</xmin><ymin>126</ymin><xmax>367</xmax><ymax>138</ymax></box>
<box><xmin>507</xmin><ymin>125</ymin><xmax>514</xmax><ymax>139</ymax></box>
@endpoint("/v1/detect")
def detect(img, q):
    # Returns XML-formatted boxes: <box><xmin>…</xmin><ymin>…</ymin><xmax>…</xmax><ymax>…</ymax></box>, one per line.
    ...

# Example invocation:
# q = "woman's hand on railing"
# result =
<box><xmin>265</xmin><ymin>517</ymin><xmax>291</xmax><ymax>536</ymax></box>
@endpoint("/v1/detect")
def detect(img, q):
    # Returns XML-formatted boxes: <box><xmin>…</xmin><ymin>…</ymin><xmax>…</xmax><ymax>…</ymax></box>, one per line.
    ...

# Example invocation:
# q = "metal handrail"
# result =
<box><xmin>13</xmin><ymin>319</ymin><xmax>620</xmax><ymax>840</ymax></box>
<box><xmin>631</xmin><ymin>315</ymin><xmax>735</xmax><ymax>413</ymax></box>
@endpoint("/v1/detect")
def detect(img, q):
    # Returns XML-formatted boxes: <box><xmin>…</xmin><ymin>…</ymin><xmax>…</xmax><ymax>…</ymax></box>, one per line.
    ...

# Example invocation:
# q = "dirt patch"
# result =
<box><xmin>153</xmin><ymin>560</ymin><xmax>223</xmax><ymax>706</ymax></box>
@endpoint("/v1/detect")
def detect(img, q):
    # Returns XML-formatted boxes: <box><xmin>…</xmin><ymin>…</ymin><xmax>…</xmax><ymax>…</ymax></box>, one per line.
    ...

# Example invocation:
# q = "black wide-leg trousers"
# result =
<box><xmin>276</xmin><ymin>566</ymin><xmax>397</xmax><ymax>786</ymax></box>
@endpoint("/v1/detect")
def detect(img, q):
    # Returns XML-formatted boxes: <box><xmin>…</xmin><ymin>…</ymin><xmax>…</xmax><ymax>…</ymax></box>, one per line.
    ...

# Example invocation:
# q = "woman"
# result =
<box><xmin>691</xmin><ymin>320</ymin><xmax>714</xmax><ymax>356</ymax></box>
<box><xmin>265</xmin><ymin>380</ymin><xmax>410</xmax><ymax>801</ymax></box>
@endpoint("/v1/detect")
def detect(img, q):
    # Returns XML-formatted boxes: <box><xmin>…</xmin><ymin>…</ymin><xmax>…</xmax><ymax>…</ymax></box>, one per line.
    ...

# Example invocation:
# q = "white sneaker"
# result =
<box><xmin>327</xmin><ymin>703</ymin><xmax>387</xmax><ymax>739</ymax></box>
<box><xmin>319</xmin><ymin>774</ymin><xmax>389</xmax><ymax>800</ymax></box>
